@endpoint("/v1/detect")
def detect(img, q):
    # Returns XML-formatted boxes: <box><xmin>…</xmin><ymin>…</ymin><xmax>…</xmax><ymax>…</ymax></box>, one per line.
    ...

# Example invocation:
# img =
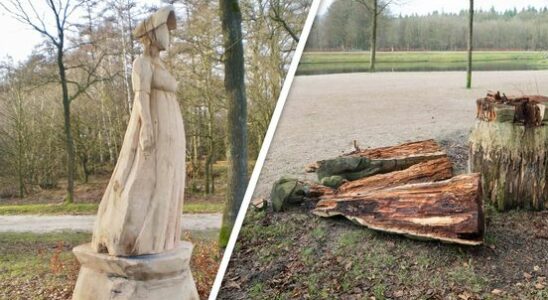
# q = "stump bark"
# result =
<box><xmin>469</xmin><ymin>91</ymin><xmax>548</xmax><ymax>211</ymax></box>
<box><xmin>314</xmin><ymin>174</ymin><xmax>484</xmax><ymax>245</ymax></box>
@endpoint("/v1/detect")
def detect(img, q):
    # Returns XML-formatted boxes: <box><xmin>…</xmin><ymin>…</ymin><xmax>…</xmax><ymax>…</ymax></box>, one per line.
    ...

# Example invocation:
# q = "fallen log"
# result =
<box><xmin>313</xmin><ymin>174</ymin><xmax>484</xmax><ymax>245</ymax></box>
<box><xmin>270</xmin><ymin>157</ymin><xmax>454</xmax><ymax>211</ymax></box>
<box><xmin>310</xmin><ymin>140</ymin><xmax>448</xmax><ymax>187</ymax></box>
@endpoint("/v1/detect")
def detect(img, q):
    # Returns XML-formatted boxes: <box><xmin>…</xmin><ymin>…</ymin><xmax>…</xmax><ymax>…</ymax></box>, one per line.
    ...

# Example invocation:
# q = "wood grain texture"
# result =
<box><xmin>314</xmin><ymin>174</ymin><xmax>484</xmax><ymax>245</ymax></box>
<box><xmin>312</xmin><ymin>140</ymin><xmax>448</xmax><ymax>186</ymax></box>
<box><xmin>469</xmin><ymin>121</ymin><xmax>547</xmax><ymax>211</ymax></box>
<box><xmin>476</xmin><ymin>91</ymin><xmax>548</xmax><ymax>126</ymax></box>
<box><xmin>344</xmin><ymin>139</ymin><xmax>445</xmax><ymax>159</ymax></box>
<box><xmin>338</xmin><ymin>157</ymin><xmax>454</xmax><ymax>194</ymax></box>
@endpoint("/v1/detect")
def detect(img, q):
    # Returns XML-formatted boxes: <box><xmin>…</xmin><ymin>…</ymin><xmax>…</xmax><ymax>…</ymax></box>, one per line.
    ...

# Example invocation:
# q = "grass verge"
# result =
<box><xmin>0</xmin><ymin>230</ymin><xmax>220</xmax><ymax>300</ymax></box>
<box><xmin>0</xmin><ymin>201</ymin><xmax>224</xmax><ymax>215</ymax></box>
<box><xmin>220</xmin><ymin>209</ymin><xmax>548</xmax><ymax>299</ymax></box>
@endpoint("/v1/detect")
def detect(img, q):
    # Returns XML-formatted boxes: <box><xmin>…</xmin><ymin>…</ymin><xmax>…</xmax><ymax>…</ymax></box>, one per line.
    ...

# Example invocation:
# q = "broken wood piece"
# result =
<box><xmin>314</xmin><ymin>140</ymin><xmax>448</xmax><ymax>186</ymax></box>
<box><xmin>344</xmin><ymin>139</ymin><xmax>444</xmax><ymax>158</ymax></box>
<box><xmin>313</xmin><ymin>174</ymin><xmax>484</xmax><ymax>245</ymax></box>
<box><xmin>338</xmin><ymin>157</ymin><xmax>454</xmax><ymax>194</ymax></box>
<box><xmin>476</xmin><ymin>91</ymin><xmax>548</xmax><ymax>126</ymax></box>
<box><xmin>272</xmin><ymin>156</ymin><xmax>455</xmax><ymax>210</ymax></box>
<box><xmin>251</xmin><ymin>198</ymin><xmax>267</xmax><ymax>211</ymax></box>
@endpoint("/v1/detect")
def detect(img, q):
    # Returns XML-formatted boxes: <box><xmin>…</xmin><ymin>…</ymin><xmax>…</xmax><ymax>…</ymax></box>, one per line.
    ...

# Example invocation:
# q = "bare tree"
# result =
<box><xmin>0</xmin><ymin>0</ymin><xmax>104</xmax><ymax>203</ymax></box>
<box><xmin>466</xmin><ymin>0</ymin><xmax>474</xmax><ymax>88</ymax></box>
<box><xmin>354</xmin><ymin>0</ymin><xmax>395</xmax><ymax>72</ymax></box>
<box><xmin>219</xmin><ymin>0</ymin><xmax>248</xmax><ymax>247</ymax></box>
<box><xmin>268</xmin><ymin>0</ymin><xmax>300</xmax><ymax>42</ymax></box>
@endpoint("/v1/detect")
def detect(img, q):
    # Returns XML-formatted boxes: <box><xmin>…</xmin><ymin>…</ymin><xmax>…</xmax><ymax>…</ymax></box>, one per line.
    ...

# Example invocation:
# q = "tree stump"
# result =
<box><xmin>469</xmin><ymin>91</ymin><xmax>548</xmax><ymax>211</ymax></box>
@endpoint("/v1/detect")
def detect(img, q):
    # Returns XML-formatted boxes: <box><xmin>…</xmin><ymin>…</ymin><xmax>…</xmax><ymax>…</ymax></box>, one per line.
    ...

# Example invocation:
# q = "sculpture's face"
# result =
<box><xmin>154</xmin><ymin>24</ymin><xmax>170</xmax><ymax>51</ymax></box>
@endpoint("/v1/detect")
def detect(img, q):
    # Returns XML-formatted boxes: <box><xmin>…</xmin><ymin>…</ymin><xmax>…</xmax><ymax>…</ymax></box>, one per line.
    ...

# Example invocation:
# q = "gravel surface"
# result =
<box><xmin>0</xmin><ymin>213</ymin><xmax>222</xmax><ymax>233</ymax></box>
<box><xmin>253</xmin><ymin>70</ymin><xmax>548</xmax><ymax>199</ymax></box>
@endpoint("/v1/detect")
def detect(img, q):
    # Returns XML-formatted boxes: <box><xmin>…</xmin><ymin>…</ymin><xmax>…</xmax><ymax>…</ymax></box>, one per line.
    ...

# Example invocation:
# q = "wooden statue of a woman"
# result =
<box><xmin>91</xmin><ymin>6</ymin><xmax>186</xmax><ymax>256</ymax></box>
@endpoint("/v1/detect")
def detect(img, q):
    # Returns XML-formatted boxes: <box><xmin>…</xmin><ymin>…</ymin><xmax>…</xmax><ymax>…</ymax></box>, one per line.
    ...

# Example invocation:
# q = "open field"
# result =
<box><xmin>220</xmin><ymin>71</ymin><xmax>548</xmax><ymax>299</ymax></box>
<box><xmin>0</xmin><ymin>230</ymin><xmax>220</xmax><ymax>300</ymax></box>
<box><xmin>298</xmin><ymin>51</ymin><xmax>548</xmax><ymax>75</ymax></box>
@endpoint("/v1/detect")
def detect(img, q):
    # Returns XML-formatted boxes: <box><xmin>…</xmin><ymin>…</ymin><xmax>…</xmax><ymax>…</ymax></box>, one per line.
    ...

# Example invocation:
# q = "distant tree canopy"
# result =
<box><xmin>307</xmin><ymin>2</ymin><xmax>548</xmax><ymax>51</ymax></box>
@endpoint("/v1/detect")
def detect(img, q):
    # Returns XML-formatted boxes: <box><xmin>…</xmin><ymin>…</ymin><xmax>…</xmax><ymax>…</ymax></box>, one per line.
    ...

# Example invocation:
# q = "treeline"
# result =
<box><xmin>0</xmin><ymin>0</ymin><xmax>310</xmax><ymax>198</ymax></box>
<box><xmin>307</xmin><ymin>1</ymin><xmax>548</xmax><ymax>51</ymax></box>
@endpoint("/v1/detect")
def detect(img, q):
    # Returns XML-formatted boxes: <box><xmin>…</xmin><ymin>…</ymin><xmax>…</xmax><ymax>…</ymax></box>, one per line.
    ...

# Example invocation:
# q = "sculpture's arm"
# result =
<box><xmin>132</xmin><ymin>57</ymin><xmax>154</xmax><ymax>155</ymax></box>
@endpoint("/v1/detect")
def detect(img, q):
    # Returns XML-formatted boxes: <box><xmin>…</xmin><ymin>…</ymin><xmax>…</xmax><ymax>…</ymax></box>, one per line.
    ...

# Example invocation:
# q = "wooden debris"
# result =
<box><xmin>313</xmin><ymin>174</ymin><xmax>484</xmax><ymax>245</ymax></box>
<box><xmin>338</xmin><ymin>157</ymin><xmax>454</xmax><ymax>194</ymax></box>
<box><xmin>251</xmin><ymin>198</ymin><xmax>267</xmax><ymax>210</ymax></box>
<box><xmin>344</xmin><ymin>139</ymin><xmax>445</xmax><ymax>158</ymax></box>
<box><xmin>313</xmin><ymin>140</ymin><xmax>448</xmax><ymax>187</ymax></box>
<box><xmin>270</xmin><ymin>140</ymin><xmax>484</xmax><ymax>245</ymax></box>
<box><xmin>476</xmin><ymin>91</ymin><xmax>548</xmax><ymax>126</ymax></box>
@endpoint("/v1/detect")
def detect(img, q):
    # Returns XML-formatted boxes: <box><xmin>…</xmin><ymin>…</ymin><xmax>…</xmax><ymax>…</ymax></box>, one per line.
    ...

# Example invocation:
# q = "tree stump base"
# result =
<box><xmin>469</xmin><ymin>92</ymin><xmax>548</xmax><ymax>211</ymax></box>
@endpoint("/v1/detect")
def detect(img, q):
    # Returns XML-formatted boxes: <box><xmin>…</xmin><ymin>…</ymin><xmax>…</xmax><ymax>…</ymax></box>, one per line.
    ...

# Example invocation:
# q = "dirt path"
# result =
<box><xmin>255</xmin><ymin>70</ymin><xmax>548</xmax><ymax>197</ymax></box>
<box><xmin>0</xmin><ymin>213</ymin><xmax>221</xmax><ymax>233</ymax></box>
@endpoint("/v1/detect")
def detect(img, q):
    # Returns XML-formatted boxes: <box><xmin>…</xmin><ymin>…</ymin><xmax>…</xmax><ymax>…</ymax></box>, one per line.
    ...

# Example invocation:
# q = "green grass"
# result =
<box><xmin>0</xmin><ymin>231</ymin><xmax>220</xmax><ymax>299</ymax></box>
<box><xmin>298</xmin><ymin>51</ymin><xmax>548</xmax><ymax>75</ymax></box>
<box><xmin>228</xmin><ymin>210</ymin><xmax>548</xmax><ymax>299</ymax></box>
<box><xmin>183</xmin><ymin>202</ymin><xmax>224</xmax><ymax>214</ymax></box>
<box><xmin>0</xmin><ymin>231</ymin><xmax>90</xmax><ymax>299</ymax></box>
<box><xmin>0</xmin><ymin>201</ymin><xmax>224</xmax><ymax>215</ymax></box>
<box><xmin>0</xmin><ymin>203</ymin><xmax>99</xmax><ymax>215</ymax></box>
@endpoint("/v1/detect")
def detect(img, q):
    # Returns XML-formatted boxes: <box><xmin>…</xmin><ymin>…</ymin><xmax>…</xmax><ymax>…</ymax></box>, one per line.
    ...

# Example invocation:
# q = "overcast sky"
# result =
<box><xmin>2</xmin><ymin>0</ymin><xmax>548</xmax><ymax>62</ymax></box>
<box><xmin>0</xmin><ymin>0</ymin><xmax>168</xmax><ymax>63</ymax></box>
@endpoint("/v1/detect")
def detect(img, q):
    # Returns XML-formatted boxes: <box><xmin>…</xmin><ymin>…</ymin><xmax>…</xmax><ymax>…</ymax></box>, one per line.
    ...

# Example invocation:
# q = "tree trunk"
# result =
<box><xmin>57</xmin><ymin>47</ymin><xmax>75</xmax><ymax>203</ymax></box>
<box><xmin>466</xmin><ymin>0</ymin><xmax>473</xmax><ymax>89</ymax></box>
<box><xmin>469</xmin><ymin>92</ymin><xmax>548</xmax><ymax>211</ymax></box>
<box><xmin>220</xmin><ymin>0</ymin><xmax>248</xmax><ymax>247</ymax></box>
<box><xmin>369</xmin><ymin>0</ymin><xmax>377</xmax><ymax>72</ymax></box>
<box><xmin>314</xmin><ymin>174</ymin><xmax>484</xmax><ymax>245</ymax></box>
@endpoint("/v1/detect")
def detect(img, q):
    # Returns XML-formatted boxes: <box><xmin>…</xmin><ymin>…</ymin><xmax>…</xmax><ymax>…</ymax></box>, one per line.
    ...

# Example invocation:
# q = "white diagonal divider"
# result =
<box><xmin>208</xmin><ymin>0</ymin><xmax>323</xmax><ymax>298</ymax></box>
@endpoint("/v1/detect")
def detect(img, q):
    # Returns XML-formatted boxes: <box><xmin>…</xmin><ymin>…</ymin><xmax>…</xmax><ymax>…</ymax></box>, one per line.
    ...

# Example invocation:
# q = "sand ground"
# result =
<box><xmin>0</xmin><ymin>213</ymin><xmax>221</xmax><ymax>233</ymax></box>
<box><xmin>253</xmin><ymin>70</ymin><xmax>548</xmax><ymax>198</ymax></box>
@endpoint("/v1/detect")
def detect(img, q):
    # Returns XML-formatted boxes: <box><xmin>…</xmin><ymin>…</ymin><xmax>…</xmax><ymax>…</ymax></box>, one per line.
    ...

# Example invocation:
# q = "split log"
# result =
<box><xmin>470</xmin><ymin>91</ymin><xmax>548</xmax><ymax>211</ymax></box>
<box><xmin>311</xmin><ymin>139</ymin><xmax>448</xmax><ymax>187</ymax></box>
<box><xmin>269</xmin><ymin>157</ymin><xmax>455</xmax><ymax>211</ymax></box>
<box><xmin>313</xmin><ymin>174</ymin><xmax>484</xmax><ymax>245</ymax></box>
<box><xmin>344</xmin><ymin>139</ymin><xmax>445</xmax><ymax>158</ymax></box>
<box><xmin>338</xmin><ymin>157</ymin><xmax>454</xmax><ymax>194</ymax></box>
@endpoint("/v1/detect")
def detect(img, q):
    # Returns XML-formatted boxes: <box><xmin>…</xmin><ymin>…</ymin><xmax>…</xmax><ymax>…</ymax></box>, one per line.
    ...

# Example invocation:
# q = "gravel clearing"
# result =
<box><xmin>253</xmin><ymin>70</ymin><xmax>548</xmax><ymax>199</ymax></box>
<box><xmin>0</xmin><ymin>213</ymin><xmax>221</xmax><ymax>233</ymax></box>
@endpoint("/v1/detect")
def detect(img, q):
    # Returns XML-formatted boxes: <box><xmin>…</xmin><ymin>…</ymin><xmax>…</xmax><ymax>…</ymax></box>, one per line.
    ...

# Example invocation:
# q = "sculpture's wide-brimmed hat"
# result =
<box><xmin>133</xmin><ymin>6</ymin><xmax>176</xmax><ymax>39</ymax></box>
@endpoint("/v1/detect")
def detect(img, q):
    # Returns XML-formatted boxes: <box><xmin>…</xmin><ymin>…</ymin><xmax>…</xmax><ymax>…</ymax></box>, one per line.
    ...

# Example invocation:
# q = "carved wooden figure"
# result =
<box><xmin>91</xmin><ymin>7</ymin><xmax>186</xmax><ymax>256</ymax></box>
<box><xmin>72</xmin><ymin>7</ymin><xmax>199</xmax><ymax>300</ymax></box>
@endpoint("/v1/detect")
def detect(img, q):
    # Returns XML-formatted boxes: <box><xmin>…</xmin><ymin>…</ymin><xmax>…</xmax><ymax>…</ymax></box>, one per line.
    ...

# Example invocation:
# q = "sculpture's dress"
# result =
<box><xmin>91</xmin><ymin>55</ymin><xmax>185</xmax><ymax>256</ymax></box>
